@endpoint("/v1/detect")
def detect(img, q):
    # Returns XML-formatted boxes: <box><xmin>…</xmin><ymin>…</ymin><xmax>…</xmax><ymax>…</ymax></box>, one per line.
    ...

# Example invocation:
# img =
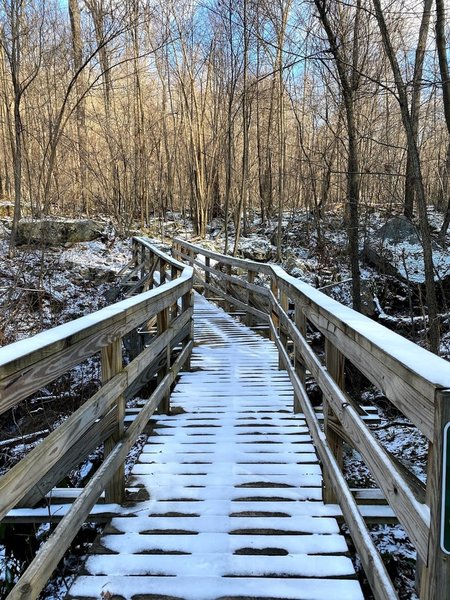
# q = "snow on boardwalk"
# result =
<box><xmin>67</xmin><ymin>294</ymin><xmax>363</xmax><ymax>600</ymax></box>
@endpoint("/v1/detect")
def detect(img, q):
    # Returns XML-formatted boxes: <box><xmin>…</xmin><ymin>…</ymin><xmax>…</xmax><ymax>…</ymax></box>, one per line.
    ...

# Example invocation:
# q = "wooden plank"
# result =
<box><xmin>18</xmin><ymin>408</ymin><xmax>118</xmax><ymax>508</ymax></box>
<box><xmin>134</xmin><ymin>237</ymin><xmax>186</xmax><ymax>272</ymax></box>
<box><xmin>173</xmin><ymin>237</ymin><xmax>273</xmax><ymax>275</ymax></box>
<box><xmin>419</xmin><ymin>389</ymin><xmax>450</xmax><ymax>599</ymax></box>
<box><xmin>193</xmin><ymin>258</ymin><xmax>270</xmax><ymax>297</ymax></box>
<box><xmin>276</xmin><ymin>305</ymin><xmax>430</xmax><ymax>561</ymax></box>
<box><xmin>203</xmin><ymin>281</ymin><xmax>268</xmax><ymax>321</ymax></box>
<box><xmin>294</xmin><ymin>304</ymin><xmax>307</xmax><ymax>413</ymax></box>
<box><xmin>323</xmin><ymin>339</ymin><xmax>345</xmax><ymax>504</ymax></box>
<box><xmin>274</xmin><ymin>274</ymin><xmax>435</xmax><ymax>439</ymax></box>
<box><xmin>0</xmin><ymin>276</ymin><xmax>192</xmax><ymax>413</ymax></box>
<box><xmin>101</xmin><ymin>338</ymin><xmax>125</xmax><ymax>503</ymax></box>
<box><xmin>157</xmin><ymin>306</ymin><xmax>170</xmax><ymax>414</ymax></box>
<box><xmin>0</xmin><ymin>309</ymin><xmax>192</xmax><ymax>522</ymax></box>
<box><xmin>5</xmin><ymin>341</ymin><xmax>193</xmax><ymax>600</ymax></box>
<box><xmin>270</xmin><ymin>318</ymin><xmax>399</xmax><ymax>600</ymax></box>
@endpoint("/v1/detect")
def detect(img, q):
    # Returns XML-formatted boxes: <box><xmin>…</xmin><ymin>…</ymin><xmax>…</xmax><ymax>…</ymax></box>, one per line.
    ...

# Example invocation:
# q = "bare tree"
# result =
<box><xmin>314</xmin><ymin>0</ymin><xmax>363</xmax><ymax>311</ymax></box>
<box><xmin>436</xmin><ymin>0</ymin><xmax>450</xmax><ymax>237</ymax></box>
<box><xmin>372</xmin><ymin>0</ymin><xmax>440</xmax><ymax>353</ymax></box>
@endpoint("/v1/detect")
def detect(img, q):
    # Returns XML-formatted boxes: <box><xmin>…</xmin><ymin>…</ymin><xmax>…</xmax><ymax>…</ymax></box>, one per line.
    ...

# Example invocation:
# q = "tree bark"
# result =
<box><xmin>373</xmin><ymin>0</ymin><xmax>440</xmax><ymax>353</ymax></box>
<box><xmin>314</xmin><ymin>0</ymin><xmax>362</xmax><ymax>311</ymax></box>
<box><xmin>68</xmin><ymin>0</ymin><xmax>88</xmax><ymax>215</ymax></box>
<box><xmin>404</xmin><ymin>0</ymin><xmax>433</xmax><ymax>218</ymax></box>
<box><xmin>436</xmin><ymin>0</ymin><xmax>450</xmax><ymax>237</ymax></box>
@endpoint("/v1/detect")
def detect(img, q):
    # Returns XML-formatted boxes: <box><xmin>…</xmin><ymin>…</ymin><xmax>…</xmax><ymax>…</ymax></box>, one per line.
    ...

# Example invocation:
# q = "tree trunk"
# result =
<box><xmin>436</xmin><ymin>0</ymin><xmax>450</xmax><ymax>237</ymax></box>
<box><xmin>373</xmin><ymin>0</ymin><xmax>440</xmax><ymax>353</ymax></box>
<box><xmin>404</xmin><ymin>0</ymin><xmax>433</xmax><ymax>218</ymax></box>
<box><xmin>68</xmin><ymin>0</ymin><xmax>88</xmax><ymax>215</ymax></box>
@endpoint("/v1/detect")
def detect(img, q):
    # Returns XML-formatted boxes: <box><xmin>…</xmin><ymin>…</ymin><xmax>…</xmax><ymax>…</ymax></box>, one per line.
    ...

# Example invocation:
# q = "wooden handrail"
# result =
<box><xmin>0</xmin><ymin>238</ymin><xmax>194</xmax><ymax>600</ymax></box>
<box><xmin>173</xmin><ymin>236</ymin><xmax>450</xmax><ymax>600</ymax></box>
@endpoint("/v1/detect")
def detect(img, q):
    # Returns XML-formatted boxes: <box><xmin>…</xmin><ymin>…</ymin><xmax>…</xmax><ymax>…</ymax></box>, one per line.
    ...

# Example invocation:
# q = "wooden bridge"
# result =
<box><xmin>1</xmin><ymin>237</ymin><xmax>450</xmax><ymax>599</ymax></box>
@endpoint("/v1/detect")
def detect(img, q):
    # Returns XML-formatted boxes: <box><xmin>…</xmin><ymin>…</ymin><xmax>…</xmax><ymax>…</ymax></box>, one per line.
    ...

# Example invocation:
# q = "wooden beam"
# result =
<box><xmin>101</xmin><ymin>338</ymin><xmax>125</xmax><ymax>504</ymax></box>
<box><xmin>269</xmin><ymin>318</ymin><xmax>399</xmax><ymax>600</ymax></box>
<box><xmin>276</xmin><ymin>303</ymin><xmax>430</xmax><ymax>561</ymax></box>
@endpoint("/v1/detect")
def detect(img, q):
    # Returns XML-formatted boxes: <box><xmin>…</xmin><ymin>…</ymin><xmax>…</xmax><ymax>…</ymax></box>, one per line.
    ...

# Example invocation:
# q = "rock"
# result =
<box><xmin>375</xmin><ymin>215</ymin><xmax>421</xmax><ymax>245</ymax></box>
<box><xmin>239</xmin><ymin>237</ymin><xmax>275</xmax><ymax>262</ymax></box>
<box><xmin>284</xmin><ymin>251</ymin><xmax>308</xmax><ymax>279</ymax></box>
<box><xmin>364</xmin><ymin>216</ymin><xmax>450</xmax><ymax>287</ymax></box>
<box><xmin>16</xmin><ymin>219</ymin><xmax>102</xmax><ymax>246</ymax></box>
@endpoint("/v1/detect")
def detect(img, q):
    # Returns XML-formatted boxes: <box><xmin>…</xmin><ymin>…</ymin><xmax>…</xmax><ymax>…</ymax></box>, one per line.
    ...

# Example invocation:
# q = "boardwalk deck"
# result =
<box><xmin>67</xmin><ymin>294</ymin><xmax>364</xmax><ymax>600</ymax></box>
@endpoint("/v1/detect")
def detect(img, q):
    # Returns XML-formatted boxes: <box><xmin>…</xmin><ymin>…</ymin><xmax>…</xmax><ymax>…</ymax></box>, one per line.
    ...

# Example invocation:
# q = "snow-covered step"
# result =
<box><xmin>142</xmin><ymin>441</ymin><xmax>316</xmax><ymax>453</ymax></box>
<box><xmin>138</xmin><ymin>483</ymin><xmax>323</xmax><ymax>501</ymax></box>
<box><xmin>67</xmin><ymin>292</ymin><xmax>363</xmax><ymax>600</ymax></box>
<box><xmin>83</xmin><ymin>552</ymin><xmax>355</xmax><ymax>577</ymax></box>
<box><xmin>68</xmin><ymin>575</ymin><xmax>364</xmax><ymax>600</ymax></box>
<box><xmin>97</xmin><ymin>531</ymin><xmax>349</xmax><ymax>554</ymax></box>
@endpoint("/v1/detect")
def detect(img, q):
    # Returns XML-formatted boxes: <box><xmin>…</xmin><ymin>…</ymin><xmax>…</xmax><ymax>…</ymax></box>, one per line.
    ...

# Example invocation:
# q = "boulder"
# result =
<box><xmin>364</xmin><ymin>216</ymin><xmax>450</xmax><ymax>286</ymax></box>
<box><xmin>375</xmin><ymin>215</ymin><xmax>421</xmax><ymax>245</ymax></box>
<box><xmin>16</xmin><ymin>219</ymin><xmax>102</xmax><ymax>246</ymax></box>
<box><xmin>239</xmin><ymin>237</ymin><xmax>275</xmax><ymax>262</ymax></box>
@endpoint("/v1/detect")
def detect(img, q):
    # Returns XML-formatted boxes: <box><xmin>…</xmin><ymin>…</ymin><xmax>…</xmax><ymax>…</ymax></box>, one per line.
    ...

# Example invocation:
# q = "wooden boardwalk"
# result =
<box><xmin>67</xmin><ymin>294</ymin><xmax>364</xmax><ymax>600</ymax></box>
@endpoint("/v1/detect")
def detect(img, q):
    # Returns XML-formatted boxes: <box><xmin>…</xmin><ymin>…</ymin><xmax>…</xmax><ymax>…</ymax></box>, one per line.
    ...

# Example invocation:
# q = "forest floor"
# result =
<box><xmin>1</xmin><ymin>210</ymin><xmax>448</xmax><ymax>598</ymax></box>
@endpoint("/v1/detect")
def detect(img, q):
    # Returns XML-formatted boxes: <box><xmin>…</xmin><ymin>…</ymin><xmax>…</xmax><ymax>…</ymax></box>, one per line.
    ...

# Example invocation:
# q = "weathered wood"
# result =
<box><xmin>323</xmin><ymin>339</ymin><xmax>345</xmax><ymax>504</ymax></box>
<box><xmin>173</xmin><ymin>237</ymin><xmax>273</xmax><ymax>275</ymax></box>
<box><xmin>224</xmin><ymin>264</ymin><xmax>232</xmax><ymax>312</ymax></box>
<box><xmin>419</xmin><ymin>390</ymin><xmax>450</xmax><ymax>599</ymax></box>
<box><xmin>5</xmin><ymin>340</ymin><xmax>193</xmax><ymax>600</ymax></box>
<box><xmin>278</xmin><ymin>290</ymin><xmax>289</xmax><ymax>370</ymax></box>
<box><xmin>157</xmin><ymin>307</ymin><xmax>170</xmax><ymax>414</ymax></box>
<box><xmin>0</xmin><ymin>307</ymin><xmax>192</xmax><ymax>522</ymax></box>
<box><xmin>182</xmin><ymin>291</ymin><xmax>194</xmax><ymax>371</ymax></box>
<box><xmin>0</xmin><ymin>277</ymin><xmax>192</xmax><ymax>413</ymax></box>
<box><xmin>203</xmin><ymin>281</ymin><xmax>268</xmax><ymax>322</ymax></box>
<box><xmin>270</xmin><ymin>278</ymin><xmax>279</xmax><ymax>343</ymax></box>
<box><xmin>205</xmin><ymin>256</ymin><xmax>211</xmax><ymax>285</ymax></box>
<box><xmin>293</xmin><ymin>304</ymin><xmax>307</xmax><ymax>413</ymax></box>
<box><xmin>101</xmin><ymin>338</ymin><xmax>125</xmax><ymax>503</ymax></box>
<box><xmin>269</xmin><ymin>317</ymin><xmax>399</xmax><ymax>600</ymax></box>
<box><xmin>275</xmin><ymin>272</ymin><xmax>436</xmax><ymax>438</ymax></box>
<box><xmin>170</xmin><ymin>265</ymin><xmax>179</xmax><ymax>318</ymax></box>
<box><xmin>119</xmin><ymin>261</ymin><xmax>146</xmax><ymax>287</ymax></box>
<box><xmin>246</xmin><ymin>270</ymin><xmax>255</xmax><ymax>327</ymax></box>
<box><xmin>277</xmin><ymin>304</ymin><xmax>430</xmax><ymax>561</ymax></box>
<box><xmin>0</xmin><ymin>371</ymin><xmax>126</xmax><ymax>522</ymax></box>
<box><xmin>19</xmin><ymin>407</ymin><xmax>118</xmax><ymax>508</ymax></box>
<box><xmin>192</xmin><ymin>258</ymin><xmax>270</xmax><ymax>296</ymax></box>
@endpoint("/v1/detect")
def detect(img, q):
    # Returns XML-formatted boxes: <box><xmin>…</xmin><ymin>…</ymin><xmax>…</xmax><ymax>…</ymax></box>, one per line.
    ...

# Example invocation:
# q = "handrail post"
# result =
<box><xmin>132</xmin><ymin>238</ymin><xmax>139</xmax><ymax>268</ymax></box>
<box><xmin>159</xmin><ymin>257</ymin><xmax>167</xmax><ymax>286</ymax></box>
<box><xmin>278</xmin><ymin>289</ymin><xmax>289</xmax><ymax>370</ymax></box>
<box><xmin>293</xmin><ymin>304</ymin><xmax>307</xmax><ymax>413</ymax></box>
<box><xmin>172</xmin><ymin>241</ymin><xmax>179</xmax><ymax>261</ymax></box>
<box><xmin>419</xmin><ymin>389</ymin><xmax>450</xmax><ymax>599</ymax></box>
<box><xmin>205</xmin><ymin>256</ymin><xmax>211</xmax><ymax>293</ymax></box>
<box><xmin>222</xmin><ymin>264</ymin><xmax>231</xmax><ymax>312</ymax></box>
<box><xmin>246</xmin><ymin>269</ymin><xmax>255</xmax><ymax>327</ymax></box>
<box><xmin>270</xmin><ymin>277</ymin><xmax>279</xmax><ymax>343</ymax></box>
<box><xmin>140</xmin><ymin>246</ymin><xmax>146</xmax><ymax>282</ymax></box>
<box><xmin>101</xmin><ymin>337</ymin><xmax>125</xmax><ymax>504</ymax></box>
<box><xmin>322</xmin><ymin>338</ymin><xmax>345</xmax><ymax>504</ymax></box>
<box><xmin>171</xmin><ymin>265</ymin><xmax>179</xmax><ymax>318</ymax></box>
<box><xmin>157</xmin><ymin>306</ymin><xmax>171</xmax><ymax>414</ymax></box>
<box><xmin>182</xmin><ymin>289</ymin><xmax>194</xmax><ymax>371</ymax></box>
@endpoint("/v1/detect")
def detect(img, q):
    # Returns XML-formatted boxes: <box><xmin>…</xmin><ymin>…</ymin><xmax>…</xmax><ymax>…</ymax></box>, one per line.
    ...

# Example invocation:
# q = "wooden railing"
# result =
<box><xmin>0</xmin><ymin>238</ymin><xmax>194</xmax><ymax>600</ymax></box>
<box><xmin>173</xmin><ymin>237</ymin><xmax>450</xmax><ymax>600</ymax></box>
